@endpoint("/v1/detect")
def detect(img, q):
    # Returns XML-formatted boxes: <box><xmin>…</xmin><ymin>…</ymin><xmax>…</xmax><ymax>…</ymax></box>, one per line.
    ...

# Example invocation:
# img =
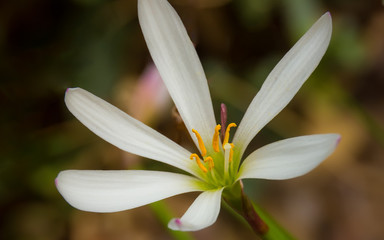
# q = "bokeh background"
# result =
<box><xmin>1</xmin><ymin>0</ymin><xmax>383</xmax><ymax>239</ymax></box>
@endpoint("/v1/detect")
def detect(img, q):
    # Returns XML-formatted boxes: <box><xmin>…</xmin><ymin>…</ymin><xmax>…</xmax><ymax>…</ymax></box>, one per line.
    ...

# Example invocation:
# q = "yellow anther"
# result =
<box><xmin>223</xmin><ymin>123</ymin><xmax>237</xmax><ymax>145</ymax></box>
<box><xmin>192</xmin><ymin>129</ymin><xmax>207</xmax><ymax>157</ymax></box>
<box><xmin>204</xmin><ymin>156</ymin><xmax>214</xmax><ymax>170</ymax></box>
<box><xmin>229</xmin><ymin>143</ymin><xmax>234</xmax><ymax>162</ymax></box>
<box><xmin>190</xmin><ymin>153</ymin><xmax>207</xmax><ymax>173</ymax></box>
<box><xmin>212</xmin><ymin>124</ymin><xmax>221</xmax><ymax>152</ymax></box>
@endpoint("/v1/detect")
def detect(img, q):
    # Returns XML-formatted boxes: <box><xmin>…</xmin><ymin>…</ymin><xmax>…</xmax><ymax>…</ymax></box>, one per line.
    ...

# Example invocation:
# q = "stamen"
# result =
<box><xmin>229</xmin><ymin>143</ymin><xmax>234</xmax><ymax>162</ymax></box>
<box><xmin>190</xmin><ymin>153</ymin><xmax>207</xmax><ymax>173</ymax></box>
<box><xmin>223</xmin><ymin>123</ymin><xmax>237</xmax><ymax>145</ymax></box>
<box><xmin>206</xmin><ymin>156</ymin><xmax>218</xmax><ymax>183</ymax></box>
<box><xmin>212</xmin><ymin>124</ymin><xmax>221</xmax><ymax>152</ymax></box>
<box><xmin>192</xmin><ymin>129</ymin><xmax>207</xmax><ymax>157</ymax></box>
<box><xmin>204</xmin><ymin>156</ymin><xmax>214</xmax><ymax>170</ymax></box>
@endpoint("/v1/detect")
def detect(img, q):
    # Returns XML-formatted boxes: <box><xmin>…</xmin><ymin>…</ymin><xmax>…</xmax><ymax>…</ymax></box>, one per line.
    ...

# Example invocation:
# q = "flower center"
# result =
<box><xmin>191</xmin><ymin>123</ymin><xmax>237</xmax><ymax>186</ymax></box>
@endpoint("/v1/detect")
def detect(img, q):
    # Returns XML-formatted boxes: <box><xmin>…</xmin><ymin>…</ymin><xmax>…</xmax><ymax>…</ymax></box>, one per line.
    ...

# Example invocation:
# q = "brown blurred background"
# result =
<box><xmin>1</xmin><ymin>0</ymin><xmax>383</xmax><ymax>239</ymax></box>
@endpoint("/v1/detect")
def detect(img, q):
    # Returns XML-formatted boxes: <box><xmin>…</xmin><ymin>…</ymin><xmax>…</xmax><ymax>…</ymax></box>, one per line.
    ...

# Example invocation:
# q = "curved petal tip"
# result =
<box><xmin>168</xmin><ymin>218</ymin><xmax>183</xmax><ymax>230</ymax></box>
<box><xmin>167</xmin><ymin>189</ymin><xmax>223</xmax><ymax>231</ymax></box>
<box><xmin>336</xmin><ymin>135</ymin><xmax>342</xmax><ymax>145</ymax></box>
<box><xmin>238</xmin><ymin>133</ymin><xmax>341</xmax><ymax>180</ymax></box>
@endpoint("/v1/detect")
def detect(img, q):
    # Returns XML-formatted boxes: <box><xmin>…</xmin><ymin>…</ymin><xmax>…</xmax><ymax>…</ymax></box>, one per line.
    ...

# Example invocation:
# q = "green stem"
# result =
<box><xmin>250</xmin><ymin>202</ymin><xmax>295</xmax><ymax>240</ymax></box>
<box><xmin>223</xmin><ymin>181</ymin><xmax>295</xmax><ymax>240</ymax></box>
<box><xmin>150</xmin><ymin>201</ymin><xmax>195</xmax><ymax>240</ymax></box>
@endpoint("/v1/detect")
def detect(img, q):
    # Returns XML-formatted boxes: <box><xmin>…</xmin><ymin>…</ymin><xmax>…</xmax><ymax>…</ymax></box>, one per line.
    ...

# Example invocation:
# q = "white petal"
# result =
<box><xmin>238</xmin><ymin>134</ymin><xmax>340</xmax><ymax>180</ymax></box>
<box><xmin>56</xmin><ymin>170</ymin><xmax>204</xmax><ymax>212</ymax></box>
<box><xmin>138</xmin><ymin>0</ymin><xmax>216</xmax><ymax>147</ymax></box>
<box><xmin>168</xmin><ymin>188</ymin><xmax>223</xmax><ymax>231</ymax></box>
<box><xmin>234</xmin><ymin>13</ymin><xmax>332</xmax><ymax>155</ymax></box>
<box><xmin>65</xmin><ymin>88</ymin><xmax>200</xmax><ymax>176</ymax></box>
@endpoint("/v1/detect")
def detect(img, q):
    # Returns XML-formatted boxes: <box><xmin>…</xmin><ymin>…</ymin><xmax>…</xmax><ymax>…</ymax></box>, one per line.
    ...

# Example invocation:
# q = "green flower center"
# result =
<box><xmin>191</xmin><ymin>123</ymin><xmax>238</xmax><ymax>187</ymax></box>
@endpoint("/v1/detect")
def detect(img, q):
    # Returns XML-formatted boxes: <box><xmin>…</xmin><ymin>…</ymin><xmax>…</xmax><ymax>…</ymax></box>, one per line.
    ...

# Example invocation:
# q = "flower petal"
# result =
<box><xmin>56</xmin><ymin>170</ymin><xmax>205</xmax><ymax>212</ymax></box>
<box><xmin>238</xmin><ymin>134</ymin><xmax>340</xmax><ymax>180</ymax></box>
<box><xmin>234</xmin><ymin>13</ymin><xmax>332</xmax><ymax>156</ymax></box>
<box><xmin>138</xmin><ymin>0</ymin><xmax>216</xmax><ymax>147</ymax></box>
<box><xmin>65</xmin><ymin>88</ymin><xmax>200</xmax><ymax>176</ymax></box>
<box><xmin>168</xmin><ymin>188</ymin><xmax>224</xmax><ymax>231</ymax></box>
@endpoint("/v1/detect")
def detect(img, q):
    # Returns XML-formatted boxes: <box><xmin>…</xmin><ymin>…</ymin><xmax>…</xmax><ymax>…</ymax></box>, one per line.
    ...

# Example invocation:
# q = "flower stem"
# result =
<box><xmin>150</xmin><ymin>201</ymin><xmax>195</xmax><ymax>240</ymax></box>
<box><xmin>223</xmin><ymin>181</ymin><xmax>295</xmax><ymax>240</ymax></box>
<box><xmin>250</xmin><ymin>201</ymin><xmax>295</xmax><ymax>240</ymax></box>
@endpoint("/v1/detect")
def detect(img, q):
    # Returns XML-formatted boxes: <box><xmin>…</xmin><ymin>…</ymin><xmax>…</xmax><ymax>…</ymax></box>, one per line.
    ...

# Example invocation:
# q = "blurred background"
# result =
<box><xmin>1</xmin><ymin>0</ymin><xmax>383</xmax><ymax>239</ymax></box>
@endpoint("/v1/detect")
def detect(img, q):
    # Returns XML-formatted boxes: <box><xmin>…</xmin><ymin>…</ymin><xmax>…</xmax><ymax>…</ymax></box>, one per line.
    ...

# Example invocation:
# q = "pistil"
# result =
<box><xmin>223</xmin><ymin>143</ymin><xmax>232</xmax><ymax>179</ymax></box>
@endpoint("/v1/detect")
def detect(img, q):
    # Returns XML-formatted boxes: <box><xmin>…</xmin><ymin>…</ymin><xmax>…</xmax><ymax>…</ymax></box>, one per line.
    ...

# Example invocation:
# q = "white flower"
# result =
<box><xmin>56</xmin><ymin>0</ymin><xmax>340</xmax><ymax>232</ymax></box>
